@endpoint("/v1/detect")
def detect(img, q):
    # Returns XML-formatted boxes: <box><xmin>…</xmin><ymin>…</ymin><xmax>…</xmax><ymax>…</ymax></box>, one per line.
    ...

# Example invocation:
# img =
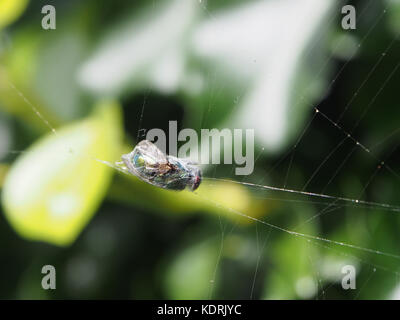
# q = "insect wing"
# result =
<box><xmin>122</xmin><ymin>140</ymin><xmax>172</xmax><ymax>186</ymax></box>
<box><xmin>135</xmin><ymin>140</ymin><xmax>168</xmax><ymax>167</ymax></box>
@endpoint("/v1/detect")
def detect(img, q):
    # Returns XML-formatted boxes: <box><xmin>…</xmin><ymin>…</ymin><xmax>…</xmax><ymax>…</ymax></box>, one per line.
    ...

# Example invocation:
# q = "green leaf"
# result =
<box><xmin>262</xmin><ymin>206</ymin><xmax>321</xmax><ymax>299</ymax></box>
<box><xmin>190</xmin><ymin>0</ymin><xmax>337</xmax><ymax>152</ymax></box>
<box><xmin>109</xmin><ymin>173</ymin><xmax>269</xmax><ymax>224</ymax></box>
<box><xmin>164</xmin><ymin>238</ymin><xmax>219</xmax><ymax>299</ymax></box>
<box><xmin>1</xmin><ymin>100</ymin><xmax>123</xmax><ymax>246</ymax></box>
<box><xmin>78</xmin><ymin>0</ymin><xmax>199</xmax><ymax>96</ymax></box>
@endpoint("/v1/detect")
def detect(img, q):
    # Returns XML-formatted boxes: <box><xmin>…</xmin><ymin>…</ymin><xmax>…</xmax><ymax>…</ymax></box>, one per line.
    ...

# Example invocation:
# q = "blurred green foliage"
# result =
<box><xmin>0</xmin><ymin>0</ymin><xmax>399</xmax><ymax>300</ymax></box>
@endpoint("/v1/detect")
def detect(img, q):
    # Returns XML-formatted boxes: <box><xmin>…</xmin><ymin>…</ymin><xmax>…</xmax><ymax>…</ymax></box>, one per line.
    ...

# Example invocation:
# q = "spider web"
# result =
<box><xmin>1</xmin><ymin>0</ymin><xmax>400</xmax><ymax>300</ymax></box>
<box><xmin>197</xmin><ymin>0</ymin><xmax>400</xmax><ymax>300</ymax></box>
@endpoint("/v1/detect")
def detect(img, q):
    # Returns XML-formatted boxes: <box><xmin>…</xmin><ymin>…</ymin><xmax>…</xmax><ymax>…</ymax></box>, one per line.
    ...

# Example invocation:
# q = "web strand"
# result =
<box><xmin>195</xmin><ymin>191</ymin><xmax>400</xmax><ymax>261</ymax></box>
<box><xmin>205</xmin><ymin>178</ymin><xmax>400</xmax><ymax>213</ymax></box>
<box><xmin>3</xmin><ymin>0</ymin><xmax>400</xmax><ymax>298</ymax></box>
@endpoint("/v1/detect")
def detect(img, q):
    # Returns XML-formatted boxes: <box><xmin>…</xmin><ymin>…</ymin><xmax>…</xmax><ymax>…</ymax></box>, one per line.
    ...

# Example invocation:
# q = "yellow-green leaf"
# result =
<box><xmin>0</xmin><ymin>0</ymin><xmax>29</xmax><ymax>30</ymax></box>
<box><xmin>1</xmin><ymin>101</ymin><xmax>122</xmax><ymax>246</ymax></box>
